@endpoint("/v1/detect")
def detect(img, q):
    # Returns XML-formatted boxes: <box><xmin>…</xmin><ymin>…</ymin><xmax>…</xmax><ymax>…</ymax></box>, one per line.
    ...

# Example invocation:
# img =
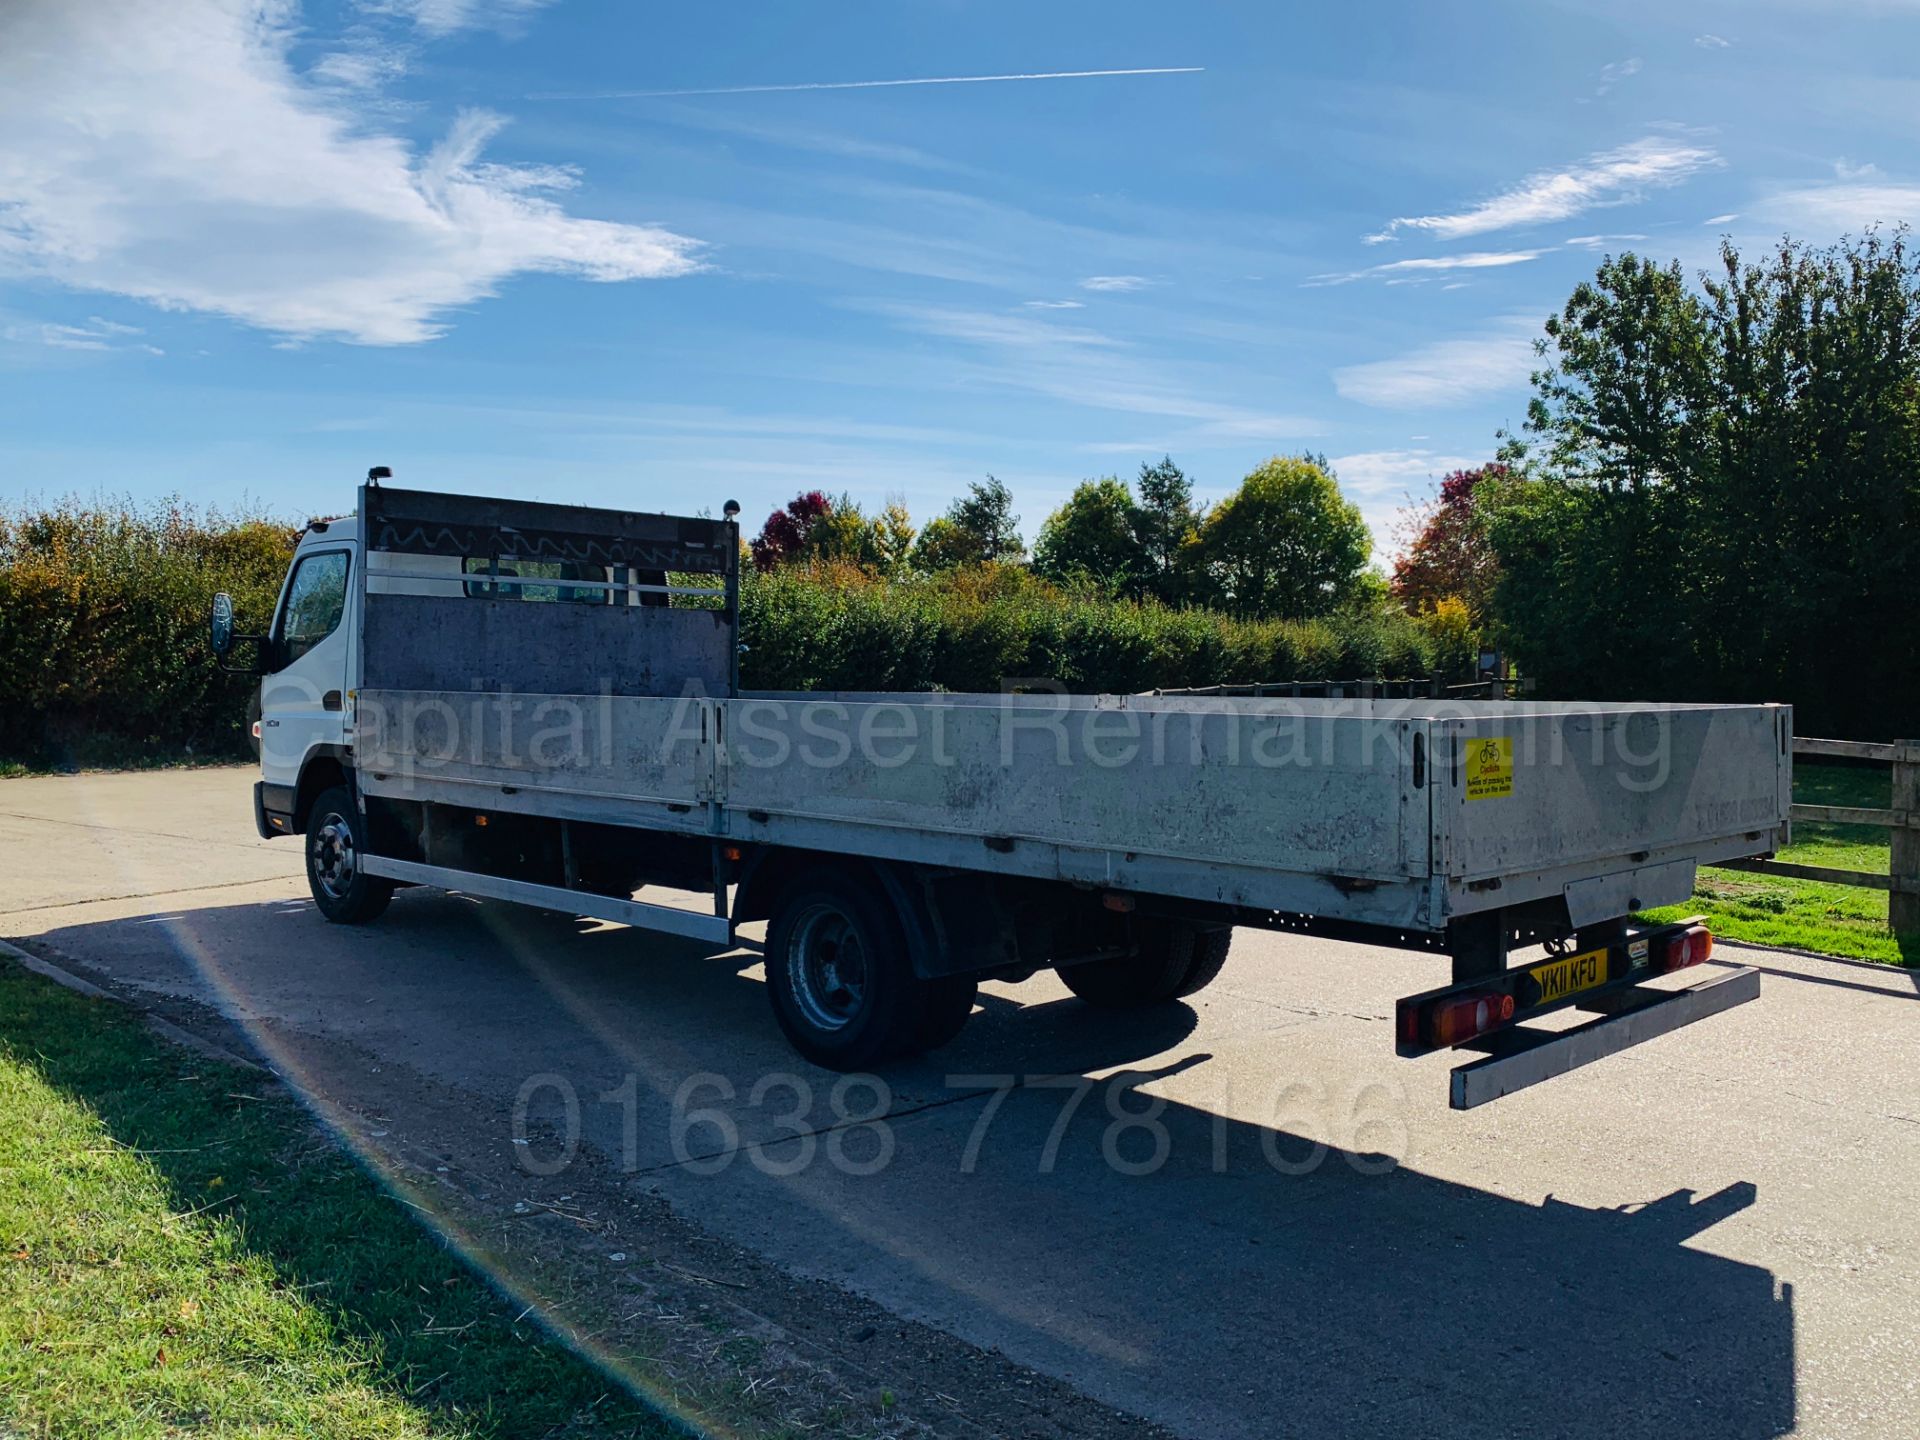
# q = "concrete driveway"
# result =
<box><xmin>5</xmin><ymin>765</ymin><xmax>1918</xmax><ymax>1438</ymax></box>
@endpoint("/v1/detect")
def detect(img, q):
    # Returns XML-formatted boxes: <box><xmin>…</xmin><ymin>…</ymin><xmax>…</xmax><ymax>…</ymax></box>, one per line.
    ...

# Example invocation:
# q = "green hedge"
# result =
<box><xmin>738</xmin><ymin>562</ymin><xmax>1442</xmax><ymax>694</ymax></box>
<box><xmin>0</xmin><ymin>506</ymin><xmax>1446</xmax><ymax>767</ymax></box>
<box><xmin>0</xmin><ymin>499</ymin><xmax>297</xmax><ymax>765</ymax></box>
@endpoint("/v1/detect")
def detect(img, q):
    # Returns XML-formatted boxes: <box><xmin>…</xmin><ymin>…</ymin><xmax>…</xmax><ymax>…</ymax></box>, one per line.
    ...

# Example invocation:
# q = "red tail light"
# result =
<box><xmin>1658</xmin><ymin>925</ymin><xmax>1713</xmax><ymax>974</ymax></box>
<box><xmin>1428</xmin><ymin>990</ymin><xmax>1516</xmax><ymax>1047</ymax></box>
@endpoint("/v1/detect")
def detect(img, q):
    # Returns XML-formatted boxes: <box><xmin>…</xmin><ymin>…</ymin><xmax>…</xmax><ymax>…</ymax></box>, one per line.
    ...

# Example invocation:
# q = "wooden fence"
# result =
<box><xmin>1720</xmin><ymin>736</ymin><xmax>1920</xmax><ymax>934</ymax></box>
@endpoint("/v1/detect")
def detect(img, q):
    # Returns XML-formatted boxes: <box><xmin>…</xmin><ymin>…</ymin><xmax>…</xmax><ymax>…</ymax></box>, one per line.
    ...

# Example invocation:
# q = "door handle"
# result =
<box><xmin>323</xmin><ymin>691</ymin><xmax>343</xmax><ymax>711</ymax></box>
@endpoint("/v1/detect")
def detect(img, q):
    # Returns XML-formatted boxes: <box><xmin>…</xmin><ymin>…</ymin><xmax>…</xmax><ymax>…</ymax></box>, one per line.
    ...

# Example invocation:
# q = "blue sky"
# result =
<box><xmin>4</xmin><ymin>0</ymin><xmax>1918</xmax><ymax>560</ymax></box>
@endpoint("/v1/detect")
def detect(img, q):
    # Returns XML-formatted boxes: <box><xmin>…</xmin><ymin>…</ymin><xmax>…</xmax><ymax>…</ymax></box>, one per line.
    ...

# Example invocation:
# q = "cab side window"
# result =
<box><xmin>277</xmin><ymin>551</ymin><xmax>349</xmax><ymax>664</ymax></box>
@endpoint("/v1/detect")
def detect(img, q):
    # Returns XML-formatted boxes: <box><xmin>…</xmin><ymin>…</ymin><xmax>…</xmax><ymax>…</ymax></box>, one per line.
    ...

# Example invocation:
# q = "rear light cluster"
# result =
<box><xmin>1398</xmin><ymin>919</ymin><xmax>1714</xmax><ymax>1056</ymax></box>
<box><xmin>1657</xmin><ymin>924</ymin><xmax>1713</xmax><ymax>974</ymax></box>
<box><xmin>1425</xmin><ymin>990</ymin><xmax>1514</xmax><ymax>1047</ymax></box>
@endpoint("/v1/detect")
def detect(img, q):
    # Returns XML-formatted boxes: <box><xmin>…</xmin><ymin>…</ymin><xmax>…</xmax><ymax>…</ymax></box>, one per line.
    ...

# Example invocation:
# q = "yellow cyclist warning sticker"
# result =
<box><xmin>1465</xmin><ymin>736</ymin><xmax>1513</xmax><ymax>801</ymax></box>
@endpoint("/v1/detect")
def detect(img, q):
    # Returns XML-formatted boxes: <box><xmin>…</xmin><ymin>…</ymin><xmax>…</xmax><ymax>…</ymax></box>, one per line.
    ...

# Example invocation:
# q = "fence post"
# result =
<box><xmin>1893</xmin><ymin>739</ymin><xmax>1920</xmax><ymax>936</ymax></box>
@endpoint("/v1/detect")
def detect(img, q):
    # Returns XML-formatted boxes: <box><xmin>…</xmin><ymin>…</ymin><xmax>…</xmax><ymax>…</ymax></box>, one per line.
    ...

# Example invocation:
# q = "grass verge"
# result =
<box><xmin>0</xmin><ymin>961</ymin><xmax>679</xmax><ymax>1439</ymax></box>
<box><xmin>1640</xmin><ymin>761</ymin><xmax>1919</xmax><ymax>965</ymax></box>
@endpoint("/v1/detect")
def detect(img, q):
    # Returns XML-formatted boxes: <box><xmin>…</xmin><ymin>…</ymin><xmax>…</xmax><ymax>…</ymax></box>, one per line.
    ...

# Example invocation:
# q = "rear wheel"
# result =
<box><xmin>915</xmin><ymin>976</ymin><xmax>978</xmax><ymax>1052</ymax></box>
<box><xmin>305</xmin><ymin>785</ymin><xmax>393</xmax><ymax>924</ymax></box>
<box><xmin>1172</xmin><ymin>927</ymin><xmax>1233</xmax><ymax>998</ymax></box>
<box><xmin>1058</xmin><ymin>919</ymin><xmax>1227</xmax><ymax>1008</ymax></box>
<box><xmin>764</xmin><ymin>868</ymin><xmax>934</xmax><ymax>1070</ymax></box>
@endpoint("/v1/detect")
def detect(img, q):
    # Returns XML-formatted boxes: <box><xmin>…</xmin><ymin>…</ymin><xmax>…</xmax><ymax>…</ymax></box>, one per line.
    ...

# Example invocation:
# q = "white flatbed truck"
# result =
<box><xmin>212</xmin><ymin>476</ymin><xmax>1785</xmax><ymax>1107</ymax></box>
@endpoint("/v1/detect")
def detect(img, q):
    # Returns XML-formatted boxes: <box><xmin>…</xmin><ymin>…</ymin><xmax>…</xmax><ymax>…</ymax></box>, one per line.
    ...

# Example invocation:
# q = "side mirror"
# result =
<box><xmin>210</xmin><ymin>593</ymin><xmax>236</xmax><ymax>657</ymax></box>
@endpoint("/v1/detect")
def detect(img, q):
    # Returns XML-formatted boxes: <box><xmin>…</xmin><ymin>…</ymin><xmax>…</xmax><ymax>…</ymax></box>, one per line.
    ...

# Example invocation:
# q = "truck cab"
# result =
<box><xmin>253</xmin><ymin>515</ymin><xmax>359</xmax><ymax>839</ymax></box>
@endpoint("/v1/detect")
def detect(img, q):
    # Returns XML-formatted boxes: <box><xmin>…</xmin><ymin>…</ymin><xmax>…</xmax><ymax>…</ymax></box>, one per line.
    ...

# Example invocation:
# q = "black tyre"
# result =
<box><xmin>1058</xmin><ymin>919</ymin><xmax>1222</xmax><ymax>1009</ymax></box>
<box><xmin>1173</xmin><ymin>927</ymin><xmax>1234</xmax><ymax>999</ymax></box>
<box><xmin>764</xmin><ymin>868</ymin><xmax>929</xmax><ymax>1070</ymax></box>
<box><xmin>916</xmin><ymin>976</ymin><xmax>978</xmax><ymax>1052</ymax></box>
<box><xmin>305</xmin><ymin>785</ymin><xmax>394</xmax><ymax>924</ymax></box>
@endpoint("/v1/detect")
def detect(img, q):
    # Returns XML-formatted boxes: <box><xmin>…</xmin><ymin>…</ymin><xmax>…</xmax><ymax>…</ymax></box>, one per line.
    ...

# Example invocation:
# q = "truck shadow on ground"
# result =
<box><xmin>21</xmin><ymin>888</ymin><xmax>1798</xmax><ymax>1440</ymax></box>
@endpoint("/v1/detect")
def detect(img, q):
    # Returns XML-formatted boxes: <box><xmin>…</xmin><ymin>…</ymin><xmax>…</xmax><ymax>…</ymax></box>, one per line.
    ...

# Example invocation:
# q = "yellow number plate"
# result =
<box><xmin>1529</xmin><ymin>947</ymin><xmax>1609</xmax><ymax>1004</ymax></box>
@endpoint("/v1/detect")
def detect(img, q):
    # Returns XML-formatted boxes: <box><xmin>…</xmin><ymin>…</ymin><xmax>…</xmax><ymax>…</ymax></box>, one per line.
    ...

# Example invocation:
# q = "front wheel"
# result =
<box><xmin>305</xmin><ymin>785</ymin><xmax>394</xmax><ymax>924</ymax></box>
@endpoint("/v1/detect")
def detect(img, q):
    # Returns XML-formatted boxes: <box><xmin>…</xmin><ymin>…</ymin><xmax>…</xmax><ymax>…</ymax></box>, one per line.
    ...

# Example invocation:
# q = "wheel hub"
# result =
<box><xmin>311</xmin><ymin>812</ymin><xmax>357</xmax><ymax>899</ymax></box>
<box><xmin>788</xmin><ymin>904</ymin><xmax>870</xmax><ymax>1032</ymax></box>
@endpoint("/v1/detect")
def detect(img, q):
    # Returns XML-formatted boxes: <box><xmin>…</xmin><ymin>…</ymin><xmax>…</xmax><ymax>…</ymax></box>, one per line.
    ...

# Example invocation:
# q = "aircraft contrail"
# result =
<box><xmin>527</xmin><ymin>67</ymin><xmax>1204</xmax><ymax>101</ymax></box>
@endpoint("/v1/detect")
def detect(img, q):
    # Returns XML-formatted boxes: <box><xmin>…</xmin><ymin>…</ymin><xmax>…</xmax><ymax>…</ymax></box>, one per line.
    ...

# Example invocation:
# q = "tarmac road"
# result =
<box><xmin>4</xmin><ymin>765</ymin><xmax>1918</xmax><ymax>1438</ymax></box>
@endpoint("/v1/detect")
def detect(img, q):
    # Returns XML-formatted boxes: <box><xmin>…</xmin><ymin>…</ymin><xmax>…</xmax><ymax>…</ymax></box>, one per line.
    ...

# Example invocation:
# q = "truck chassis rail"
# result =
<box><xmin>361</xmin><ymin>854</ymin><xmax>732</xmax><ymax>946</ymax></box>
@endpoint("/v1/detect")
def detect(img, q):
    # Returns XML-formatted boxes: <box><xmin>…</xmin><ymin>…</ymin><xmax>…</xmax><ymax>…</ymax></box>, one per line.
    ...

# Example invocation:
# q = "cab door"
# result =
<box><xmin>259</xmin><ymin>547</ymin><xmax>353</xmax><ymax>797</ymax></box>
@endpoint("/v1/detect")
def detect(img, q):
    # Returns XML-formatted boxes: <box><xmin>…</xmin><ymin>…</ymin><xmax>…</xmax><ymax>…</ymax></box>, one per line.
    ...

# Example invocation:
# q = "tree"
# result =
<box><xmin>749</xmin><ymin>491</ymin><xmax>832</xmax><ymax>572</ymax></box>
<box><xmin>1414</xmin><ymin>595</ymin><xmax>1479</xmax><ymax>680</ymax></box>
<box><xmin>949</xmin><ymin>475</ymin><xmax>1024</xmax><ymax>563</ymax></box>
<box><xmin>748</xmin><ymin>491</ymin><xmax>918</xmax><ymax>574</ymax></box>
<box><xmin>1390</xmin><ymin>465</ymin><xmax>1506</xmax><ymax>622</ymax></box>
<box><xmin>804</xmin><ymin>492</ymin><xmax>889</xmax><ymax>570</ymax></box>
<box><xmin>872</xmin><ymin>495</ymin><xmax>916</xmax><ymax>573</ymax></box>
<box><xmin>1130</xmin><ymin>456</ymin><xmax>1200</xmax><ymax>603</ymax></box>
<box><xmin>1187</xmin><ymin>457</ymin><xmax>1371</xmax><ymax>618</ymax></box>
<box><xmin>911</xmin><ymin>476</ymin><xmax>1024</xmax><ymax>570</ymax></box>
<box><xmin>1497</xmin><ymin>234</ymin><xmax>1920</xmax><ymax>736</ymax></box>
<box><xmin>1033</xmin><ymin>478</ymin><xmax>1143</xmax><ymax>589</ymax></box>
<box><xmin>906</xmin><ymin>517</ymin><xmax>971</xmax><ymax>572</ymax></box>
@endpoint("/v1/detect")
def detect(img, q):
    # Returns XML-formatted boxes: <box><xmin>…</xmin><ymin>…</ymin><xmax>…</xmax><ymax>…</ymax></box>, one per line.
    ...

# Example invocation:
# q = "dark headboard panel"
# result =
<box><xmin>363</xmin><ymin>592</ymin><xmax>730</xmax><ymax>696</ymax></box>
<box><xmin>363</xmin><ymin>485</ymin><xmax>733</xmax><ymax>575</ymax></box>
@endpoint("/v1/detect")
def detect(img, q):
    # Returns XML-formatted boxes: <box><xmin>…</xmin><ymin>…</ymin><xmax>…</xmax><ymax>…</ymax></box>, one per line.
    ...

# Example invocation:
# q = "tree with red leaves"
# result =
<box><xmin>749</xmin><ymin>490</ymin><xmax>833</xmax><ymax>572</ymax></box>
<box><xmin>1390</xmin><ymin>464</ymin><xmax>1506</xmax><ymax>622</ymax></box>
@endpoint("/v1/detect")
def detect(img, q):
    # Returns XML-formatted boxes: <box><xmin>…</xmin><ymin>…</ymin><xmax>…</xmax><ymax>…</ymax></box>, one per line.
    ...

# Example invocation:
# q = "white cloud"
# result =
<box><xmin>1024</xmin><ymin>299</ymin><xmax>1086</xmax><ymax>309</ymax></box>
<box><xmin>1835</xmin><ymin>158</ymin><xmax>1882</xmax><ymax>181</ymax></box>
<box><xmin>1366</xmin><ymin>137</ymin><xmax>1721</xmax><ymax>243</ymax></box>
<box><xmin>367</xmin><ymin>0</ymin><xmax>556</xmax><ymax>37</ymax></box>
<box><xmin>1563</xmin><ymin>233</ymin><xmax>1649</xmax><ymax>249</ymax></box>
<box><xmin>1079</xmin><ymin>274</ymin><xmax>1153</xmax><ymax>292</ymax></box>
<box><xmin>1594</xmin><ymin>58</ymin><xmax>1642</xmax><ymax>97</ymax></box>
<box><xmin>647</xmin><ymin>106</ymin><xmax>972</xmax><ymax>174</ymax></box>
<box><xmin>4</xmin><ymin>316</ymin><xmax>162</xmax><ymax>354</ymax></box>
<box><xmin>0</xmin><ymin>0</ymin><xmax>701</xmax><ymax>345</ymax></box>
<box><xmin>310</xmin><ymin>45</ymin><xmax>409</xmax><ymax>91</ymax></box>
<box><xmin>1761</xmin><ymin>179</ymin><xmax>1920</xmax><ymax>235</ymax></box>
<box><xmin>533</xmin><ymin>67</ymin><xmax>1205</xmax><ymax>102</ymax></box>
<box><xmin>1333</xmin><ymin>319</ymin><xmax>1539</xmax><ymax>410</ymax></box>
<box><xmin>1703</xmin><ymin>213</ymin><xmax>1740</xmax><ymax>225</ymax></box>
<box><xmin>1332</xmin><ymin>448</ymin><xmax>1478</xmax><ymax>499</ymax></box>
<box><xmin>892</xmin><ymin>305</ymin><xmax>1121</xmax><ymax>351</ymax></box>
<box><xmin>1307</xmin><ymin>251</ymin><xmax>1540</xmax><ymax>286</ymax></box>
<box><xmin>1694</xmin><ymin>34</ymin><xmax>1732</xmax><ymax>49</ymax></box>
<box><xmin>876</xmin><ymin>301</ymin><xmax>1321</xmax><ymax>437</ymax></box>
<box><xmin>1329</xmin><ymin>447</ymin><xmax>1479</xmax><ymax>548</ymax></box>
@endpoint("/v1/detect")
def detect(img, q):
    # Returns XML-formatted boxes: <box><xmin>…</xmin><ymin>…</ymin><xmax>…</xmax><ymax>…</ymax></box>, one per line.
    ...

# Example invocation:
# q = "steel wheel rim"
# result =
<box><xmin>787</xmin><ymin>903</ymin><xmax>869</xmax><ymax>1032</ymax></box>
<box><xmin>311</xmin><ymin>811</ymin><xmax>357</xmax><ymax>900</ymax></box>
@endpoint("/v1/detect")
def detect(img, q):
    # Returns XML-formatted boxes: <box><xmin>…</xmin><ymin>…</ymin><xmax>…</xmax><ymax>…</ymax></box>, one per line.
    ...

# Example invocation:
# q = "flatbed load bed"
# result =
<box><xmin>357</xmin><ymin>687</ymin><xmax>1789</xmax><ymax>937</ymax></box>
